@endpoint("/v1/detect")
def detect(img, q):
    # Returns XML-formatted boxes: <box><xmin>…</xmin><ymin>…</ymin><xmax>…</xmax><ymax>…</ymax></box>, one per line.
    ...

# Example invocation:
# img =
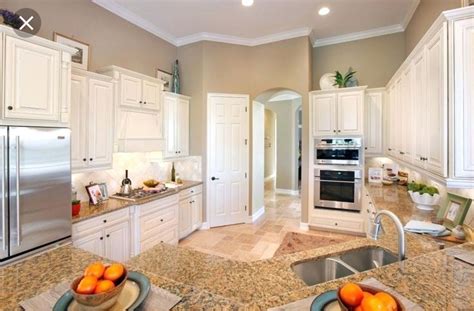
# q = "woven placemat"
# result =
<box><xmin>20</xmin><ymin>280</ymin><xmax>182</xmax><ymax>311</ymax></box>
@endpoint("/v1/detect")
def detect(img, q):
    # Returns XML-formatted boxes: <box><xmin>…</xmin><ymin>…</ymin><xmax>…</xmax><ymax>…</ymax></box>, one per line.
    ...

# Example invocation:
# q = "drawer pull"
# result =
<box><xmin>106</xmin><ymin>234</ymin><xmax>110</xmax><ymax>238</ymax></box>
<box><xmin>160</xmin><ymin>219</ymin><xmax>164</xmax><ymax>222</ymax></box>
<box><xmin>103</xmin><ymin>220</ymin><xmax>107</xmax><ymax>223</ymax></box>
<box><xmin>100</xmin><ymin>237</ymin><xmax>103</xmax><ymax>240</ymax></box>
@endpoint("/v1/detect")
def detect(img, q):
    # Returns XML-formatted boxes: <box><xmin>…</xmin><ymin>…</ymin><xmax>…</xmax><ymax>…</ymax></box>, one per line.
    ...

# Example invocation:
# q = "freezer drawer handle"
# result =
<box><xmin>15</xmin><ymin>136</ymin><xmax>21</xmax><ymax>246</ymax></box>
<box><xmin>1</xmin><ymin>136</ymin><xmax>5</xmax><ymax>251</ymax></box>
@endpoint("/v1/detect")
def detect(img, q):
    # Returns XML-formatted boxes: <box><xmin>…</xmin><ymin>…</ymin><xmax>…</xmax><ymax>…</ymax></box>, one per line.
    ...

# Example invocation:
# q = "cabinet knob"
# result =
<box><xmin>106</xmin><ymin>234</ymin><xmax>110</xmax><ymax>238</ymax></box>
<box><xmin>90</xmin><ymin>158</ymin><xmax>93</xmax><ymax>161</ymax></box>
<box><xmin>103</xmin><ymin>219</ymin><xmax>107</xmax><ymax>223</ymax></box>
<box><xmin>333</xmin><ymin>130</ymin><xmax>336</xmax><ymax>133</ymax></box>
<box><xmin>160</xmin><ymin>219</ymin><xmax>164</xmax><ymax>222</ymax></box>
<box><xmin>335</xmin><ymin>222</ymin><xmax>338</xmax><ymax>226</ymax></box>
<box><xmin>365</xmin><ymin>147</ymin><xmax>368</xmax><ymax>150</ymax></box>
<box><xmin>83</xmin><ymin>158</ymin><xmax>87</xmax><ymax>162</ymax></box>
<box><xmin>100</xmin><ymin>237</ymin><xmax>103</xmax><ymax>240</ymax></box>
<box><xmin>139</xmin><ymin>101</ymin><xmax>143</xmax><ymax>104</ymax></box>
<box><xmin>338</xmin><ymin>130</ymin><xmax>341</xmax><ymax>133</ymax></box>
<box><xmin>7</xmin><ymin>106</ymin><xmax>13</xmax><ymax>111</ymax></box>
<box><xmin>143</xmin><ymin>101</ymin><xmax>147</xmax><ymax>104</ymax></box>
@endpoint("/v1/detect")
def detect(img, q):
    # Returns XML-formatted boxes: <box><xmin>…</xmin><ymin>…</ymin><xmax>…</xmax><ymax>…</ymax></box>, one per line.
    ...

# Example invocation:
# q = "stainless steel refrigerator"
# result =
<box><xmin>0</xmin><ymin>127</ymin><xmax>71</xmax><ymax>263</ymax></box>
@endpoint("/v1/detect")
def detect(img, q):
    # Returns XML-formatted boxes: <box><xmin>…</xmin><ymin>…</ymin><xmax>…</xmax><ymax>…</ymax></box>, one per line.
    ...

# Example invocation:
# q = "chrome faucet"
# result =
<box><xmin>368</xmin><ymin>210</ymin><xmax>406</xmax><ymax>261</ymax></box>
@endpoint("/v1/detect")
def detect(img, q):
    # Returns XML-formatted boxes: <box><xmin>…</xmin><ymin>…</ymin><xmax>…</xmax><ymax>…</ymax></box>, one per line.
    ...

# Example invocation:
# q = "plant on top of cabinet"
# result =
<box><xmin>333</xmin><ymin>67</ymin><xmax>358</xmax><ymax>88</ymax></box>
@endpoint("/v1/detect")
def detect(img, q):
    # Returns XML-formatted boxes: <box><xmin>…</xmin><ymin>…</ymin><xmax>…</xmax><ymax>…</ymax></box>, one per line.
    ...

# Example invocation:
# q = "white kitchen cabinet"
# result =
<box><xmin>71</xmin><ymin>69</ymin><xmax>114</xmax><ymax>172</ymax></box>
<box><xmin>163</xmin><ymin>92</ymin><xmax>190</xmax><ymax>158</ymax></box>
<box><xmin>178</xmin><ymin>200</ymin><xmax>192</xmax><ymax>239</ymax></box>
<box><xmin>72</xmin><ymin>208</ymin><xmax>131</xmax><ymax>262</ymax></box>
<box><xmin>191</xmin><ymin>193</ymin><xmax>203</xmax><ymax>231</ymax></box>
<box><xmin>1</xmin><ymin>29</ymin><xmax>74</xmax><ymax>126</ymax></box>
<box><xmin>412</xmin><ymin>49</ymin><xmax>428</xmax><ymax>169</ymax></box>
<box><xmin>142</xmin><ymin>80</ymin><xmax>161</xmax><ymax>110</ymax></box>
<box><xmin>364</xmin><ymin>89</ymin><xmax>384</xmax><ymax>156</ymax></box>
<box><xmin>120</xmin><ymin>74</ymin><xmax>161</xmax><ymax>111</ymax></box>
<box><xmin>178</xmin><ymin>185</ymin><xmax>203</xmax><ymax>239</ymax></box>
<box><xmin>311</xmin><ymin>87</ymin><xmax>366</xmax><ymax>137</ymax></box>
<box><xmin>310</xmin><ymin>208</ymin><xmax>365</xmax><ymax>235</ymax></box>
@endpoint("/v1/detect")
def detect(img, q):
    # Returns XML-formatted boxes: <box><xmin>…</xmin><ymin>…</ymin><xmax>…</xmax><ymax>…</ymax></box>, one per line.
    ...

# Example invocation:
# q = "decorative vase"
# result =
<box><xmin>72</xmin><ymin>202</ymin><xmax>81</xmax><ymax>216</ymax></box>
<box><xmin>172</xmin><ymin>60</ymin><xmax>180</xmax><ymax>94</ymax></box>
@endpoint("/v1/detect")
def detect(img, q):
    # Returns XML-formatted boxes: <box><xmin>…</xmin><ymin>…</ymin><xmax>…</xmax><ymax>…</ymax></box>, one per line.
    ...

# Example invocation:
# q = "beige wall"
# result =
<box><xmin>264</xmin><ymin>109</ymin><xmax>276</xmax><ymax>179</ymax></box>
<box><xmin>2</xmin><ymin>0</ymin><xmax>177</xmax><ymax>75</ymax></box>
<box><xmin>312</xmin><ymin>33</ymin><xmax>406</xmax><ymax>90</ymax></box>
<box><xmin>405</xmin><ymin>0</ymin><xmax>461</xmax><ymax>56</ymax></box>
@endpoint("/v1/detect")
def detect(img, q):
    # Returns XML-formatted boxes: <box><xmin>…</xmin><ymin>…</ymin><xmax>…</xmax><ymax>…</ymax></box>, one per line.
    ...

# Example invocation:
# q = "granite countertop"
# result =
<box><xmin>72</xmin><ymin>180</ymin><xmax>203</xmax><ymax>224</ymax></box>
<box><xmin>2</xmin><ymin>183</ymin><xmax>473</xmax><ymax>310</ymax></box>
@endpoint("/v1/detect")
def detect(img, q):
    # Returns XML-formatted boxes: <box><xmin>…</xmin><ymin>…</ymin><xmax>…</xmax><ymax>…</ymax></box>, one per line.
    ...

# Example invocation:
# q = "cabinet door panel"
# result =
<box><xmin>412</xmin><ymin>50</ymin><xmax>427</xmax><ymax>168</ymax></box>
<box><xmin>142</xmin><ymin>80</ymin><xmax>161</xmax><ymax>110</ymax></box>
<box><xmin>191</xmin><ymin>193</ymin><xmax>203</xmax><ymax>230</ymax></box>
<box><xmin>104</xmin><ymin>220</ymin><xmax>130</xmax><ymax>262</ymax></box>
<box><xmin>400</xmin><ymin>68</ymin><xmax>414</xmax><ymax>163</ymax></box>
<box><xmin>120</xmin><ymin>74</ymin><xmax>141</xmax><ymax>108</ymax></box>
<box><xmin>5</xmin><ymin>36</ymin><xmax>60</xmax><ymax>121</ymax></box>
<box><xmin>70</xmin><ymin>75</ymin><xmax>88</xmax><ymax>171</ymax></box>
<box><xmin>73</xmin><ymin>230</ymin><xmax>104</xmax><ymax>257</ymax></box>
<box><xmin>364</xmin><ymin>91</ymin><xmax>383</xmax><ymax>155</ymax></box>
<box><xmin>312</xmin><ymin>94</ymin><xmax>336</xmax><ymax>136</ymax></box>
<box><xmin>179</xmin><ymin>200</ymin><xmax>192</xmax><ymax>239</ymax></box>
<box><xmin>163</xmin><ymin>95</ymin><xmax>178</xmax><ymax>157</ymax></box>
<box><xmin>177</xmin><ymin>98</ymin><xmax>189</xmax><ymax>156</ymax></box>
<box><xmin>88</xmin><ymin>79</ymin><xmax>114</xmax><ymax>168</ymax></box>
<box><xmin>338</xmin><ymin>91</ymin><xmax>363</xmax><ymax>135</ymax></box>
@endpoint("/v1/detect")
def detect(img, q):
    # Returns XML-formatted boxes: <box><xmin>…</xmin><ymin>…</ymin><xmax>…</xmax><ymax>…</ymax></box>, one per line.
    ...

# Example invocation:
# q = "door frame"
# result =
<box><xmin>206</xmin><ymin>93</ymin><xmax>250</xmax><ymax>227</ymax></box>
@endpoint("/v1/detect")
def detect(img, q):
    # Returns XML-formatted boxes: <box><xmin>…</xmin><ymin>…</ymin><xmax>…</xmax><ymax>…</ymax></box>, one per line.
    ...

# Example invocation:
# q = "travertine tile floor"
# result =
<box><xmin>179</xmin><ymin>179</ymin><xmax>356</xmax><ymax>261</ymax></box>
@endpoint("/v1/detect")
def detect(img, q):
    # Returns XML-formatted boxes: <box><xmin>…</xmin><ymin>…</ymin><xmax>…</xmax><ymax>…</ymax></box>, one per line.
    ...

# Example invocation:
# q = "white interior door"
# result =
<box><xmin>208</xmin><ymin>93</ymin><xmax>249</xmax><ymax>227</ymax></box>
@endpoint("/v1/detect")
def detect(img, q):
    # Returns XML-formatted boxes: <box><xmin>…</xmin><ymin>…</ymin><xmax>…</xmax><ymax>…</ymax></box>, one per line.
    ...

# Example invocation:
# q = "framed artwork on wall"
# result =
<box><xmin>53</xmin><ymin>32</ymin><xmax>90</xmax><ymax>70</ymax></box>
<box><xmin>156</xmin><ymin>69</ymin><xmax>172</xmax><ymax>92</ymax></box>
<box><xmin>462</xmin><ymin>0</ymin><xmax>474</xmax><ymax>6</ymax></box>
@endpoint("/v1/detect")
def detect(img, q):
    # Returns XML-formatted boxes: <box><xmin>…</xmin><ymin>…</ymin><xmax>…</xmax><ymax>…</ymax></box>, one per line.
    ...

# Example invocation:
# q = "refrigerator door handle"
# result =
<box><xmin>15</xmin><ymin>136</ymin><xmax>21</xmax><ymax>246</ymax></box>
<box><xmin>1</xmin><ymin>136</ymin><xmax>5</xmax><ymax>251</ymax></box>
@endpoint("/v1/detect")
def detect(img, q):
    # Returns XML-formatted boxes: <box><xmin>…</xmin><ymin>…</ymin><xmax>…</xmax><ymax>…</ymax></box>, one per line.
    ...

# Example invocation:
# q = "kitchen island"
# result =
<box><xmin>1</xmin><ymin>185</ymin><xmax>473</xmax><ymax>310</ymax></box>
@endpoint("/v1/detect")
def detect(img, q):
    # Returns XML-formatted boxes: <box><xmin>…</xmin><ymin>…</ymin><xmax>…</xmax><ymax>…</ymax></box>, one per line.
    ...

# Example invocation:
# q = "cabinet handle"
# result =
<box><xmin>160</xmin><ymin>241</ymin><xmax>164</xmax><ymax>243</ymax></box>
<box><xmin>333</xmin><ymin>130</ymin><xmax>336</xmax><ymax>133</ymax></box>
<box><xmin>83</xmin><ymin>158</ymin><xmax>87</xmax><ymax>162</ymax></box>
<box><xmin>7</xmin><ymin>106</ymin><xmax>13</xmax><ymax>111</ymax></box>
<box><xmin>160</xmin><ymin>219</ymin><xmax>164</xmax><ymax>222</ymax></box>
<box><xmin>106</xmin><ymin>234</ymin><xmax>110</xmax><ymax>238</ymax></box>
<box><xmin>100</xmin><ymin>237</ymin><xmax>103</xmax><ymax>240</ymax></box>
<box><xmin>365</xmin><ymin>147</ymin><xmax>368</xmax><ymax>150</ymax></box>
<box><xmin>388</xmin><ymin>148</ymin><xmax>392</xmax><ymax>151</ymax></box>
<box><xmin>143</xmin><ymin>101</ymin><xmax>147</xmax><ymax>104</ymax></box>
<box><xmin>90</xmin><ymin>158</ymin><xmax>93</xmax><ymax>161</ymax></box>
<box><xmin>335</xmin><ymin>222</ymin><xmax>338</xmax><ymax>226</ymax></box>
<box><xmin>139</xmin><ymin>101</ymin><xmax>143</xmax><ymax>104</ymax></box>
<box><xmin>399</xmin><ymin>151</ymin><xmax>405</xmax><ymax>155</ymax></box>
<box><xmin>338</xmin><ymin>130</ymin><xmax>341</xmax><ymax>133</ymax></box>
<box><xmin>103</xmin><ymin>219</ymin><xmax>107</xmax><ymax>223</ymax></box>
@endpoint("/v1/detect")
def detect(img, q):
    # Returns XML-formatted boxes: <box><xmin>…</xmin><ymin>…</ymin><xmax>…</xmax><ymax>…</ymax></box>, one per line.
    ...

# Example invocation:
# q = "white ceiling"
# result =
<box><xmin>92</xmin><ymin>0</ymin><xmax>420</xmax><ymax>47</ymax></box>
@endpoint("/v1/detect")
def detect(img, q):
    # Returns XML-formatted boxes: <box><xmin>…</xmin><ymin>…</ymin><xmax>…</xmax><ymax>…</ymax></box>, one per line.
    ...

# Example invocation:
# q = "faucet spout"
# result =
<box><xmin>369</xmin><ymin>210</ymin><xmax>406</xmax><ymax>261</ymax></box>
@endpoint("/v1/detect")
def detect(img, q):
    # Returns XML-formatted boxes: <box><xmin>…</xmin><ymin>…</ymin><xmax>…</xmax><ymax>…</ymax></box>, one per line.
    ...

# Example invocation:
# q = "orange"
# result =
<box><xmin>84</xmin><ymin>262</ymin><xmax>105</xmax><ymax>279</ymax></box>
<box><xmin>340</xmin><ymin>283</ymin><xmax>364</xmax><ymax>307</ymax></box>
<box><xmin>363</xmin><ymin>291</ymin><xmax>374</xmax><ymax>300</ymax></box>
<box><xmin>76</xmin><ymin>276</ymin><xmax>98</xmax><ymax>295</ymax></box>
<box><xmin>355</xmin><ymin>306</ymin><xmax>363</xmax><ymax>311</ymax></box>
<box><xmin>94</xmin><ymin>279</ymin><xmax>116</xmax><ymax>294</ymax></box>
<box><xmin>104</xmin><ymin>263</ymin><xmax>125</xmax><ymax>282</ymax></box>
<box><xmin>361</xmin><ymin>295</ymin><xmax>388</xmax><ymax>311</ymax></box>
<box><xmin>375</xmin><ymin>292</ymin><xmax>398</xmax><ymax>311</ymax></box>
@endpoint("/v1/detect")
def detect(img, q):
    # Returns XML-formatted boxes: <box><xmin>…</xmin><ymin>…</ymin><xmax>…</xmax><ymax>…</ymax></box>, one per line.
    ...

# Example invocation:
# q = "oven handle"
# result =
<box><xmin>314</xmin><ymin>178</ymin><xmax>361</xmax><ymax>184</ymax></box>
<box><xmin>316</xmin><ymin>146</ymin><xmax>361</xmax><ymax>150</ymax></box>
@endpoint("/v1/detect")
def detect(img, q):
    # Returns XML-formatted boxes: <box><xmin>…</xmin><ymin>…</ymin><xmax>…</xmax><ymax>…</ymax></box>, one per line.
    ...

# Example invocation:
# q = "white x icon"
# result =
<box><xmin>19</xmin><ymin>15</ymin><xmax>34</xmax><ymax>31</ymax></box>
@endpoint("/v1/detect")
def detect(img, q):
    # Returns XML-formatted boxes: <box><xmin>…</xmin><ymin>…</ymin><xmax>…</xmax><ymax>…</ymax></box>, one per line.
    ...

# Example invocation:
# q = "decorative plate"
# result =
<box><xmin>53</xmin><ymin>271</ymin><xmax>151</xmax><ymax>311</ymax></box>
<box><xmin>319</xmin><ymin>73</ymin><xmax>338</xmax><ymax>90</ymax></box>
<box><xmin>310</xmin><ymin>290</ymin><xmax>341</xmax><ymax>311</ymax></box>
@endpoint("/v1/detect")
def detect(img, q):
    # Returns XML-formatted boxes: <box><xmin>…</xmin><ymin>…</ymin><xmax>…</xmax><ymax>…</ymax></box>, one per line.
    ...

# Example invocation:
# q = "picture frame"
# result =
<box><xmin>368</xmin><ymin>167</ymin><xmax>383</xmax><ymax>184</ymax></box>
<box><xmin>462</xmin><ymin>0</ymin><xmax>474</xmax><ymax>7</ymax></box>
<box><xmin>437</xmin><ymin>193</ymin><xmax>472</xmax><ymax>229</ymax></box>
<box><xmin>156</xmin><ymin>69</ymin><xmax>172</xmax><ymax>92</ymax></box>
<box><xmin>53</xmin><ymin>32</ymin><xmax>90</xmax><ymax>70</ymax></box>
<box><xmin>97</xmin><ymin>183</ymin><xmax>109</xmax><ymax>201</ymax></box>
<box><xmin>85</xmin><ymin>184</ymin><xmax>104</xmax><ymax>205</ymax></box>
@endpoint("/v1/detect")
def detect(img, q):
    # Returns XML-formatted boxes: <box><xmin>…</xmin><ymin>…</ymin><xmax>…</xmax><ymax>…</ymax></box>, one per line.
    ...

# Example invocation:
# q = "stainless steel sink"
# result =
<box><xmin>339</xmin><ymin>247</ymin><xmax>398</xmax><ymax>272</ymax></box>
<box><xmin>292</xmin><ymin>258</ymin><xmax>356</xmax><ymax>286</ymax></box>
<box><xmin>292</xmin><ymin>247</ymin><xmax>399</xmax><ymax>286</ymax></box>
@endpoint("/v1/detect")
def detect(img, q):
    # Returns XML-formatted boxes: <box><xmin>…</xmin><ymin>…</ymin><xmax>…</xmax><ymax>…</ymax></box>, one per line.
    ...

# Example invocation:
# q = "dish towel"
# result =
<box><xmin>268</xmin><ymin>278</ymin><xmax>422</xmax><ymax>311</ymax></box>
<box><xmin>404</xmin><ymin>220</ymin><xmax>446</xmax><ymax>234</ymax></box>
<box><xmin>19</xmin><ymin>281</ymin><xmax>182</xmax><ymax>311</ymax></box>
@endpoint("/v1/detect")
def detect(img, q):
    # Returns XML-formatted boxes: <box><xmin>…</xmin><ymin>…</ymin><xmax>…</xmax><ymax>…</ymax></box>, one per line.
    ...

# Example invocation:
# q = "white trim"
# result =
<box><xmin>313</xmin><ymin>24</ymin><xmax>404</xmax><ymax>47</ymax></box>
<box><xmin>247</xmin><ymin>206</ymin><xmax>265</xmax><ymax>223</ymax></box>
<box><xmin>402</xmin><ymin>0</ymin><xmax>421</xmax><ymax>29</ymax></box>
<box><xmin>199</xmin><ymin>222</ymin><xmax>210</xmax><ymax>230</ymax></box>
<box><xmin>275</xmin><ymin>188</ymin><xmax>300</xmax><ymax>196</ymax></box>
<box><xmin>299</xmin><ymin>222</ymin><xmax>309</xmax><ymax>231</ymax></box>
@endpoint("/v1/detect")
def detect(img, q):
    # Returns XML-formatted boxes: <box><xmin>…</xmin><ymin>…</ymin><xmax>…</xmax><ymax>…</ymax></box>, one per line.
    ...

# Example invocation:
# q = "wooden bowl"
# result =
<box><xmin>337</xmin><ymin>284</ymin><xmax>406</xmax><ymax>311</ymax></box>
<box><xmin>143</xmin><ymin>179</ymin><xmax>160</xmax><ymax>188</ymax></box>
<box><xmin>71</xmin><ymin>268</ymin><xmax>128</xmax><ymax>309</ymax></box>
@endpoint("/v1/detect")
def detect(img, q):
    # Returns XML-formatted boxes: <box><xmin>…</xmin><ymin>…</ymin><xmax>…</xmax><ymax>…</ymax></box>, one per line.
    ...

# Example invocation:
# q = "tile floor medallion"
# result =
<box><xmin>180</xmin><ymin>179</ymin><xmax>360</xmax><ymax>261</ymax></box>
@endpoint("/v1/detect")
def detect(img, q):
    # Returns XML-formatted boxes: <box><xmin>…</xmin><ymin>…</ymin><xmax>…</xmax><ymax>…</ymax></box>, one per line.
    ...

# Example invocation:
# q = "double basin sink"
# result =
<box><xmin>292</xmin><ymin>246</ymin><xmax>399</xmax><ymax>286</ymax></box>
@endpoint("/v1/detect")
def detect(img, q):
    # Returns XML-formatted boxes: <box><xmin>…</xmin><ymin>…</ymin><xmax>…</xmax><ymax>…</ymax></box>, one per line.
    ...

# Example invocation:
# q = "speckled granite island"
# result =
<box><xmin>1</xmin><ymin>184</ymin><xmax>473</xmax><ymax>310</ymax></box>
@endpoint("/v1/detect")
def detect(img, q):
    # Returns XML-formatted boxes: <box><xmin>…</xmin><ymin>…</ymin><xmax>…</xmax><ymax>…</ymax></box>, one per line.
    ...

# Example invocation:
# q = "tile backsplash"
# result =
<box><xmin>73</xmin><ymin>153</ymin><xmax>202</xmax><ymax>202</ymax></box>
<box><xmin>366</xmin><ymin>157</ymin><xmax>474</xmax><ymax>227</ymax></box>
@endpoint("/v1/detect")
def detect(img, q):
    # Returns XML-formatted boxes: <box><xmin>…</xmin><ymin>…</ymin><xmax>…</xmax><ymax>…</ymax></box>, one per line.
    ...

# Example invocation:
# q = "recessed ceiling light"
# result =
<box><xmin>319</xmin><ymin>7</ymin><xmax>330</xmax><ymax>16</ymax></box>
<box><xmin>242</xmin><ymin>0</ymin><xmax>254</xmax><ymax>7</ymax></box>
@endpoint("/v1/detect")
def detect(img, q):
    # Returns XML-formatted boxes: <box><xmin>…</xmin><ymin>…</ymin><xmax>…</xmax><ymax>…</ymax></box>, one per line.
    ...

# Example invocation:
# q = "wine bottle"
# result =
<box><xmin>171</xmin><ymin>162</ymin><xmax>176</xmax><ymax>182</ymax></box>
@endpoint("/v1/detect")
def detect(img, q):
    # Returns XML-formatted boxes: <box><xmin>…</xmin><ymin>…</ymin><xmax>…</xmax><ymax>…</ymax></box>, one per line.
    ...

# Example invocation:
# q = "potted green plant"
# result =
<box><xmin>333</xmin><ymin>68</ymin><xmax>358</xmax><ymax>88</ymax></box>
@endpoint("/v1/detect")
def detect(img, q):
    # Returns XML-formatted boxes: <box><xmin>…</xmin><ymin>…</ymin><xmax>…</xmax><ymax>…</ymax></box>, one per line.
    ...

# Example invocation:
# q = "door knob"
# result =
<box><xmin>211</xmin><ymin>177</ymin><xmax>219</xmax><ymax>181</ymax></box>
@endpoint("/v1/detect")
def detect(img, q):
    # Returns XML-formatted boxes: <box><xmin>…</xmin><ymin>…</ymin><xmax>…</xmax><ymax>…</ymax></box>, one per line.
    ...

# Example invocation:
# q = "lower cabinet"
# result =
<box><xmin>72</xmin><ymin>208</ymin><xmax>131</xmax><ymax>262</ymax></box>
<box><xmin>179</xmin><ymin>185</ymin><xmax>203</xmax><ymax>239</ymax></box>
<box><xmin>309</xmin><ymin>209</ymin><xmax>365</xmax><ymax>235</ymax></box>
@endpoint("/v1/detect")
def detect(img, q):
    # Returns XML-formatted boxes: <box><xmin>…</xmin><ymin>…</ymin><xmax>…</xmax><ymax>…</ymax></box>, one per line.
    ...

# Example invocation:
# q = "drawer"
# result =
<box><xmin>311</xmin><ymin>215</ymin><xmax>364</xmax><ymax>233</ymax></box>
<box><xmin>140</xmin><ymin>194</ymin><xmax>179</xmax><ymax>216</ymax></box>
<box><xmin>140</xmin><ymin>204</ymin><xmax>178</xmax><ymax>241</ymax></box>
<box><xmin>179</xmin><ymin>185</ymin><xmax>202</xmax><ymax>199</ymax></box>
<box><xmin>140</xmin><ymin>227</ymin><xmax>178</xmax><ymax>252</ymax></box>
<box><xmin>73</xmin><ymin>207</ymin><xmax>129</xmax><ymax>236</ymax></box>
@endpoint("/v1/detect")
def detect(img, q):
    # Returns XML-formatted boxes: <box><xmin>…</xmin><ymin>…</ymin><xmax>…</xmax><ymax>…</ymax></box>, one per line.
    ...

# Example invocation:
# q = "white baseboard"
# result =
<box><xmin>199</xmin><ymin>222</ymin><xmax>210</xmax><ymax>230</ymax></box>
<box><xmin>247</xmin><ymin>206</ymin><xmax>265</xmax><ymax>223</ymax></box>
<box><xmin>275</xmin><ymin>188</ymin><xmax>300</xmax><ymax>196</ymax></box>
<box><xmin>299</xmin><ymin>222</ymin><xmax>309</xmax><ymax>231</ymax></box>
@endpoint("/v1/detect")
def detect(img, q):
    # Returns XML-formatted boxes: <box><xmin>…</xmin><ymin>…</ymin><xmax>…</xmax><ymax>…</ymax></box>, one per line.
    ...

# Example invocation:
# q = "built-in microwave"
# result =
<box><xmin>315</xmin><ymin>137</ymin><xmax>362</xmax><ymax>166</ymax></box>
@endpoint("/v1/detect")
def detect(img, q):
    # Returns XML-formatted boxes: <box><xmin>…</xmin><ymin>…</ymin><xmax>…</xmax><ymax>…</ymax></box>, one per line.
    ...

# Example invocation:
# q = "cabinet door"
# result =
<box><xmin>337</xmin><ymin>91</ymin><xmax>364</xmax><ymax>135</ymax></box>
<box><xmin>386</xmin><ymin>86</ymin><xmax>394</xmax><ymax>156</ymax></box>
<box><xmin>120</xmin><ymin>74</ymin><xmax>142</xmax><ymax>108</ymax></box>
<box><xmin>70</xmin><ymin>75</ymin><xmax>88</xmax><ymax>171</ymax></box>
<box><xmin>191</xmin><ymin>193</ymin><xmax>202</xmax><ymax>231</ymax></box>
<box><xmin>312</xmin><ymin>93</ymin><xmax>337</xmax><ymax>136</ymax></box>
<box><xmin>364</xmin><ymin>91</ymin><xmax>383</xmax><ymax>155</ymax></box>
<box><xmin>454</xmin><ymin>19</ymin><xmax>474</xmax><ymax>178</ymax></box>
<box><xmin>400</xmin><ymin>67</ymin><xmax>414</xmax><ymax>163</ymax></box>
<box><xmin>178</xmin><ymin>200</ymin><xmax>192</xmax><ymax>239</ymax></box>
<box><xmin>412</xmin><ymin>50</ymin><xmax>427</xmax><ymax>169</ymax></box>
<box><xmin>176</xmin><ymin>98</ymin><xmax>189</xmax><ymax>156</ymax></box>
<box><xmin>142</xmin><ymin>80</ymin><xmax>161</xmax><ymax>110</ymax></box>
<box><xmin>104</xmin><ymin>220</ymin><xmax>130</xmax><ymax>262</ymax></box>
<box><xmin>73</xmin><ymin>230</ymin><xmax>104</xmax><ymax>257</ymax></box>
<box><xmin>4</xmin><ymin>36</ymin><xmax>60</xmax><ymax>121</ymax></box>
<box><xmin>392</xmin><ymin>79</ymin><xmax>403</xmax><ymax>158</ymax></box>
<box><xmin>425</xmin><ymin>25</ymin><xmax>448</xmax><ymax>177</ymax></box>
<box><xmin>88</xmin><ymin>79</ymin><xmax>114</xmax><ymax>168</ymax></box>
<box><xmin>163</xmin><ymin>94</ymin><xmax>178</xmax><ymax>157</ymax></box>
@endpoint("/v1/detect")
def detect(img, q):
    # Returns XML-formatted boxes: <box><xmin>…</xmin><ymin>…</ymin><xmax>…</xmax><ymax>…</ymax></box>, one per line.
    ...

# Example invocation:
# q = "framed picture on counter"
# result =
<box><xmin>438</xmin><ymin>193</ymin><xmax>472</xmax><ymax>229</ymax></box>
<box><xmin>97</xmin><ymin>183</ymin><xmax>109</xmax><ymax>200</ymax></box>
<box><xmin>85</xmin><ymin>184</ymin><xmax>104</xmax><ymax>205</ymax></box>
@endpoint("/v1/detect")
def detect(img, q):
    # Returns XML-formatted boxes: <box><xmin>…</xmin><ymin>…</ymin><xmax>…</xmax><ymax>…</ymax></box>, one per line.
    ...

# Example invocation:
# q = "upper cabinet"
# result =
<box><xmin>0</xmin><ymin>26</ymin><xmax>75</xmax><ymax>127</ymax></box>
<box><xmin>71</xmin><ymin>69</ymin><xmax>114</xmax><ymax>172</ymax></box>
<box><xmin>364</xmin><ymin>88</ymin><xmax>384</xmax><ymax>156</ymax></box>
<box><xmin>385</xmin><ymin>7</ymin><xmax>474</xmax><ymax>187</ymax></box>
<box><xmin>163</xmin><ymin>92</ymin><xmax>190</xmax><ymax>158</ymax></box>
<box><xmin>311</xmin><ymin>86</ymin><xmax>366</xmax><ymax>137</ymax></box>
<box><xmin>97</xmin><ymin>66</ymin><xmax>165</xmax><ymax>153</ymax></box>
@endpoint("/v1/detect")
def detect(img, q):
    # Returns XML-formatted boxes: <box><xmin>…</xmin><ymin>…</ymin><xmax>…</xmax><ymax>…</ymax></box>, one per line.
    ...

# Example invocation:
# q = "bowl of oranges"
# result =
<box><xmin>337</xmin><ymin>282</ymin><xmax>405</xmax><ymax>311</ymax></box>
<box><xmin>71</xmin><ymin>262</ymin><xmax>127</xmax><ymax>309</ymax></box>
